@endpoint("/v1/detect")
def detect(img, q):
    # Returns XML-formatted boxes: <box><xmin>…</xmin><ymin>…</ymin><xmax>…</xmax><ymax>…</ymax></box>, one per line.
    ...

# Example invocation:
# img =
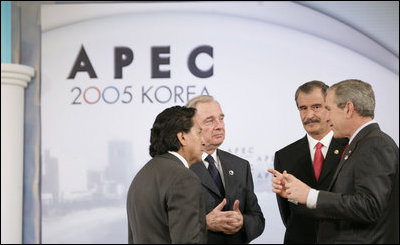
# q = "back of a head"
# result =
<box><xmin>328</xmin><ymin>79</ymin><xmax>375</xmax><ymax>119</ymax></box>
<box><xmin>149</xmin><ymin>106</ymin><xmax>196</xmax><ymax>157</ymax></box>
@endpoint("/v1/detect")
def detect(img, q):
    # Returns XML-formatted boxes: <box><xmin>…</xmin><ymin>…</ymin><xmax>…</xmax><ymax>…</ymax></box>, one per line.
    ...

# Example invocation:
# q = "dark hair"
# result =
<box><xmin>295</xmin><ymin>80</ymin><xmax>329</xmax><ymax>106</ymax></box>
<box><xmin>149</xmin><ymin>106</ymin><xmax>196</xmax><ymax>157</ymax></box>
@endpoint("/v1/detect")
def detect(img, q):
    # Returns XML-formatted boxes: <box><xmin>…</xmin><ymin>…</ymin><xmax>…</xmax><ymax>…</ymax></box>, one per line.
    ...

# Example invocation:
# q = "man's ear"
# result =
<box><xmin>177</xmin><ymin>131</ymin><xmax>186</xmax><ymax>146</ymax></box>
<box><xmin>346</xmin><ymin>101</ymin><xmax>355</xmax><ymax>118</ymax></box>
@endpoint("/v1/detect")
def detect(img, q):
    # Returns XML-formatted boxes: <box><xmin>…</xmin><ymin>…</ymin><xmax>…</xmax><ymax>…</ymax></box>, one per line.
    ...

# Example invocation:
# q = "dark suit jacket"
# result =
<box><xmin>190</xmin><ymin>149</ymin><xmax>265</xmax><ymax>244</ymax></box>
<box><xmin>315</xmin><ymin>123</ymin><xmax>399</xmax><ymax>243</ymax></box>
<box><xmin>274</xmin><ymin>135</ymin><xmax>348</xmax><ymax>243</ymax></box>
<box><xmin>127</xmin><ymin>153</ymin><xmax>207</xmax><ymax>244</ymax></box>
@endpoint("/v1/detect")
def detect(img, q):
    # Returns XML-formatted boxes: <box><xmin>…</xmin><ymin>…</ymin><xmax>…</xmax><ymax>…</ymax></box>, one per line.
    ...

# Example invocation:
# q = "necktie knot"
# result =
<box><xmin>205</xmin><ymin>155</ymin><xmax>215</xmax><ymax>165</ymax></box>
<box><xmin>316</xmin><ymin>142</ymin><xmax>323</xmax><ymax>150</ymax></box>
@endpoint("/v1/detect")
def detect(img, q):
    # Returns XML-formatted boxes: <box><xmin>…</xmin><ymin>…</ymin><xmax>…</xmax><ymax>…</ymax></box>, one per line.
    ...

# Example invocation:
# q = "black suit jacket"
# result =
<box><xmin>274</xmin><ymin>135</ymin><xmax>348</xmax><ymax>243</ymax></box>
<box><xmin>190</xmin><ymin>149</ymin><xmax>265</xmax><ymax>244</ymax></box>
<box><xmin>315</xmin><ymin>123</ymin><xmax>399</xmax><ymax>243</ymax></box>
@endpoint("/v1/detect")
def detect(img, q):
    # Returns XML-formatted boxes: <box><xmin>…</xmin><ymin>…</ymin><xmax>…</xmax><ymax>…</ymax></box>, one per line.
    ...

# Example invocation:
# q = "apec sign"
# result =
<box><xmin>67</xmin><ymin>45</ymin><xmax>213</xmax><ymax>105</ymax></box>
<box><xmin>68</xmin><ymin>45</ymin><xmax>213</xmax><ymax>79</ymax></box>
<box><xmin>41</xmin><ymin>3</ymin><xmax>398</xmax><ymax>244</ymax></box>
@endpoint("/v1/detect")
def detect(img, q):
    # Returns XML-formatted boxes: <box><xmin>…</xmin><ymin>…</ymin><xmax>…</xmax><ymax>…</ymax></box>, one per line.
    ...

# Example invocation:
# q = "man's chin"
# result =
<box><xmin>305</xmin><ymin>124</ymin><xmax>319</xmax><ymax>132</ymax></box>
<box><xmin>212</xmin><ymin>140</ymin><xmax>224</xmax><ymax>147</ymax></box>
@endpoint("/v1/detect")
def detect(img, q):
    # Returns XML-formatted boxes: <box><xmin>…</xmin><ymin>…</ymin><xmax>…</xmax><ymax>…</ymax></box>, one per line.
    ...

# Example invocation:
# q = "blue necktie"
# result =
<box><xmin>206</xmin><ymin>155</ymin><xmax>225</xmax><ymax>197</ymax></box>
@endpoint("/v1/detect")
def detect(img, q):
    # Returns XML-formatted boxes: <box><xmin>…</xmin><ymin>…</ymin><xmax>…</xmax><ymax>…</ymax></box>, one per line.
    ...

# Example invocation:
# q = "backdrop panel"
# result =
<box><xmin>41</xmin><ymin>2</ymin><xmax>399</xmax><ymax>243</ymax></box>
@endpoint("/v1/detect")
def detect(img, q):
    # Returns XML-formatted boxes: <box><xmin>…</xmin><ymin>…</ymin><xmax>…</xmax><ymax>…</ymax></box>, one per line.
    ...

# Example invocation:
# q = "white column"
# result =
<box><xmin>1</xmin><ymin>63</ymin><xmax>35</xmax><ymax>244</ymax></box>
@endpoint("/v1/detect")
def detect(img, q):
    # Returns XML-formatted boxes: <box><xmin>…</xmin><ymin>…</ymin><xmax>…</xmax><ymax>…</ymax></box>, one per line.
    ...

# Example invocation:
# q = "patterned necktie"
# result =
<box><xmin>313</xmin><ymin>142</ymin><xmax>324</xmax><ymax>181</ymax></box>
<box><xmin>205</xmin><ymin>155</ymin><xmax>225</xmax><ymax>197</ymax></box>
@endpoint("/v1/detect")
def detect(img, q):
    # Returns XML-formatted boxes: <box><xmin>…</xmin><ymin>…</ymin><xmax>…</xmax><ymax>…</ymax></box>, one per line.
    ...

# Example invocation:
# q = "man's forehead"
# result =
<box><xmin>196</xmin><ymin>102</ymin><xmax>222</xmax><ymax>113</ymax></box>
<box><xmin>297</xmin><ymin>98</ymin><xmax>324</xmax><ymax>106</ymax></box>
<box><xmin>197</xmin><ymin>100</ymin><xmax>219</xmax><ymax>108</ymax></box>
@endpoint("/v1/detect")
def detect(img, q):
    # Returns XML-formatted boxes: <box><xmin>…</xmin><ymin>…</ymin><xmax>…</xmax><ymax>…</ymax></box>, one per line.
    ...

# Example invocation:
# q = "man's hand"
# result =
<box><xmin>223</xmin><ymin>200</ymin><xmax>243</xmax><ymax>234</ymax></box>
<box><xmin>283</xmin><ymin>171</ymin><xmax>311</xmax><ymax>204</ymax></box>
<box><xmin>206</xmin><ymin>199</ymin><xmax>244</xmax><ymax>234</ymax></box>
<box><xmin>268</xmin><ymin>169</ymin><xmax>289</xmax><ymax>198</ymax></box>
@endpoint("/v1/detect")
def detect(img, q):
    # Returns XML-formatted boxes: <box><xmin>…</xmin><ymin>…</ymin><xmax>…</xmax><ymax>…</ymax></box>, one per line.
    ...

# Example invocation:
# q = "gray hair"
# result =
<box><xmin>327</xmin><ymin>79</ymin><xmax>375</xmax><ymax>119</ymax></box>
<box><xmin>186</xmin><ymin>95</ymin><xmax>216</xmax><ymax>108</ymax></box>
<box><xmin>295</xmin><ymin>80</ymin><xmax>329</xmax><ymax>106</ymax></box>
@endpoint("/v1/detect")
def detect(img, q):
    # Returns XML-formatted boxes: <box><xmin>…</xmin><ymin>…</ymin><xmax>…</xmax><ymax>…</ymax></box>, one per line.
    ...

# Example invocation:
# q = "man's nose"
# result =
<box><xmin>305</xmin><ymin>108</ymin><xmax>316</xmax><ymax>118</ymax></box>
<box><xmin>214</xmin><ymin>119</ymin><xmax>224</xmax><ymax>128</ymax></box>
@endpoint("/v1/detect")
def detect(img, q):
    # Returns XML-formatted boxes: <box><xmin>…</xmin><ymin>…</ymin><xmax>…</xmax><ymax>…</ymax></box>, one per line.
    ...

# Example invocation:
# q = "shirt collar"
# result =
<box><xmin>307</xmin><ymin>130</ymin><xmax>334</xmax><ymax>149</ymax></box>
<box><xmin>202</xmin><ymin>150</ymin><xmax>218</xmax><ymax>168</ymax></box>
<box><xmin>349</xmin><ymin>120</ymin><xmax>376</xmax><ymax>144</ymax></box>
<box><xmin>168</xmin><ymin>151</ymin><xmax>189</xmax><ymax>168</ymax></box>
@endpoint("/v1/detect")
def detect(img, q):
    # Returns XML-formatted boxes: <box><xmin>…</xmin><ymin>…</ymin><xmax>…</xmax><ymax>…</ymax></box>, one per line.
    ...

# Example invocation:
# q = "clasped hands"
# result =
<box><xmin>267</xmin><ymin>169</ymin><xmax>311</xmax><ymax>204</ymax></box>
<box><xmin>206</xmin><ymin>198</ymin><xmax>243</xmax><ymax>234</ymax></box>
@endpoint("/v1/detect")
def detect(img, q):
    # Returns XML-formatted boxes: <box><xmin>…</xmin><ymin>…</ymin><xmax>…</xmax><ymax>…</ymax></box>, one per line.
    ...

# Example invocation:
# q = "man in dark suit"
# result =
<box><xmin>271</xmin><ymin>79</ymin><xmax>399</xmax><ymax>243</ymax></box>
<box><xmin>186</xmin><ymin>96</ymin><xmax>265</xmax><ymax>244</ymax></box>
<box><xmin>126</xmin><ymin>106</ymin><xmax>207</xmax><ymax>244</ymax></box>
<box><xmin>272</xmin><ymin>81</ymin><xmax>348</xmax><ymax>243</ymax></box>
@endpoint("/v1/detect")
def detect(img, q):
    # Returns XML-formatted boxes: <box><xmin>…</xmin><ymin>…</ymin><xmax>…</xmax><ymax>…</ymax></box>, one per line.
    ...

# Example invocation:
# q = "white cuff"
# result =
<box><xmin>306</xmin><ymin>188</ymin><xmax>319</xmax><ymax>209</ymax></box>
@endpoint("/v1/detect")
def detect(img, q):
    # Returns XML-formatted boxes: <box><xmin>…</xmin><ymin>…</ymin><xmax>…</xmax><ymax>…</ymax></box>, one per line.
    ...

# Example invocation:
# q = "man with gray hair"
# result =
<box><xmin>270</xmin><ymin>79</ymin><xmax>399</xmax><ymax>243</ymax></box>
<box><xmin>187</xmin><ymin>95</ymin><xmax>265</xmax><ymax>244</ymax></box>
<box><xmin>272</xmin><ymin>80</ymin><xmax>348</xmax><ymax>243</ymax></box>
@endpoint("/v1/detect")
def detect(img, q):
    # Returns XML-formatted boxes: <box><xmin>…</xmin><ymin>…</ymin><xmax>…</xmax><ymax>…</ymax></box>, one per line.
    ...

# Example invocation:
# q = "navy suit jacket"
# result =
<box><xmin>315</xmin><ymin>123</ymin><xmax>399</xmax><ymax>243</ymax></box>
<box><xmin>274</xmin><ymin>135</ymin><xmax>348</xmax><ymax>243</ymax></box>
<box><xmin>190</xmin><ymin>149</ymin><xmax>265</xmax><ymax>244</ymax></box>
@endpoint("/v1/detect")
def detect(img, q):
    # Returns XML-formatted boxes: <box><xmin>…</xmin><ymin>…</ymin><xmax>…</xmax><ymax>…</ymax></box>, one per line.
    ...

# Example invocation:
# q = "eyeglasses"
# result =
<box><xmin>298</xmin><ymin>104</ymin><xmax>323</xmax><ymax>113</ymax></box>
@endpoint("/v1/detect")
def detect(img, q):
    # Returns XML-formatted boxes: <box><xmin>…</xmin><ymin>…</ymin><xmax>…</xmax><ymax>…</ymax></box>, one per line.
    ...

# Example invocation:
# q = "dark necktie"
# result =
<box><xmin>205</xmin><ymin>155</ymin><xmax>225</xmax><ymax>197</ymax></box>
<box><xmin>313</xmin><ymin>142</ymin><xmax>324</xmax><ymax>181</ymax></box>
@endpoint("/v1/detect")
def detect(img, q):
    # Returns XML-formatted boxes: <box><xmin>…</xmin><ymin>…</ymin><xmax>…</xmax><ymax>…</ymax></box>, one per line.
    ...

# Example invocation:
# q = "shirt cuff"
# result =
<box><xmin>306</xmin><ymin>188</ymin><xmax>319</xmax><ymax>209</ymax></box>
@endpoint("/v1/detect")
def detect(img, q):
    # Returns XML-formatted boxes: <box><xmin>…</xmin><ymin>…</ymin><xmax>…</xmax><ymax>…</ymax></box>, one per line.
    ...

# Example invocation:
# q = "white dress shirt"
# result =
<box><xmin>307</xmin><ymin>130</ymin><xmax>333</xmax><ymax>163</ymax></box>
<box><xmin>289</xmin><ymin>131</ymin><xmax>333</xmax><ymax>206</ymax></box>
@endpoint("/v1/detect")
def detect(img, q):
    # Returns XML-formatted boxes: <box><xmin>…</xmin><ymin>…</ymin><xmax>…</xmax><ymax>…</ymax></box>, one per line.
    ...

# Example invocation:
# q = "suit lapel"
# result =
<box><xmin>190</xmin><ymin>160</ymin><xmax>222</xmax><ymax>197</ymax></box>
<box><xmin>318</xmin><ymin>138</ymin><xmax>345</xmax><ymax>184</ymax></box>
<box><xmin>292</xmin><ymin>136</ymin><xmax>316</xmax><ymax>184</ymax></box>
<box><xmin>217</xmin><ymin>149</ymin><xmax>236</xmax><ymax>200</ymax></box>
<box><xmin>328</xmin><ymin>123</ymin><xmax>379</xmax><ymax>190</ymax></box>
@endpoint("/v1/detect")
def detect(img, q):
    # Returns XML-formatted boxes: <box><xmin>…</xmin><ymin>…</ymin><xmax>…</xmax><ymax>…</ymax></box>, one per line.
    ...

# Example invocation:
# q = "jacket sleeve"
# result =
<box><xmin>128</xmin><ymin>221</ymin><xmax>134</xmax><ymax>244</ymax></box>
<box><xmin>166</xmin><ymin>171</ymin><xmax>207</xmax><ymax>244</ymax></box>
<box><xmin>273</xmin><ymin>152</ymin><xmax>290</xmax><ymax>227</ymax></box>
<box><xmin>242</xmin><ymin>161</ymin><xmax>266</xmax><ymax>242</ymax></box>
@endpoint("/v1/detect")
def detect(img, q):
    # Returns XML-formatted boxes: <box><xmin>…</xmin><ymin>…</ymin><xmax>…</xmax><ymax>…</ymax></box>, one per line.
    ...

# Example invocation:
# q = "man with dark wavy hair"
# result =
<box><xmin>127</xmin><ymin>106</ymin><xmax>207</xmax><ymax>244</ymax></box>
